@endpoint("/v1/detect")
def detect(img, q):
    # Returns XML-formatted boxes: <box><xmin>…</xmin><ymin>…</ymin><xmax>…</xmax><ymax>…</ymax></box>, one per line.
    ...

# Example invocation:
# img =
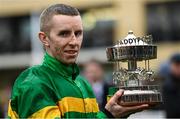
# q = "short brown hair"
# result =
<box><xmin>40</xmin><ymin>4</ymin><xmax>80</xmax><ymax>34</ymax></box>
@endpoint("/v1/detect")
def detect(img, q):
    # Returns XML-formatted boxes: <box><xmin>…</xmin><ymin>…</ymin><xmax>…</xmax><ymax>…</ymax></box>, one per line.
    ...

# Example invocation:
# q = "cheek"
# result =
<box><xmin>54</xmin><ymin>47</ymin><xmax>62</xmax><ymax>54</ymax></box>
<box><xmin>53</xmin><ymin>38</ymin><xmax>67</xmax><ymax>49</ymax></box>
<box><xmin>55</xmin><ymin>46</ymin><xmax>62</xmax><ymax>57</ymax></box>
<box><xmin>54</xmin><ymin>45</ymin><xmax>65</xmax><ymax>60</ymax></box>
<box><xmin>78</xmin><ymin>38</ymin><xmax>83</xmax><ymax>47</ymax></box>
<box><xmin>53</xmin><ymin>41</ymin><xmax>65</xmax><ymax>55</ymax></box>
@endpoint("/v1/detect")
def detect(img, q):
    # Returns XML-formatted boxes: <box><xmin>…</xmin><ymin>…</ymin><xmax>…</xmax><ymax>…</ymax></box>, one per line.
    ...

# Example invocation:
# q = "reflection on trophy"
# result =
<box><xmin>106</xmin><ymin>30</ymin><xmax>162</xmax><ymax>106</ymax></box>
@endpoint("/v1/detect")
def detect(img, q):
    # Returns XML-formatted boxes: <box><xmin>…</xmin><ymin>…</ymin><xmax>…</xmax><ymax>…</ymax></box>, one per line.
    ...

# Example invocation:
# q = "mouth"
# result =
<box><xmin>64</xmin><ymin>50</ymin><xmax>78</xmax><ymax>56</ymax></box>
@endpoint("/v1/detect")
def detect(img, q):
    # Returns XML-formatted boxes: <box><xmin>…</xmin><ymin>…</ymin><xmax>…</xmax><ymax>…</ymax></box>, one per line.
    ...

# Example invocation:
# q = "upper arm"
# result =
<box><xmin>8</xmin><ymin>80</ymin><xmax>61</xmax><ymax>118</ymax></box>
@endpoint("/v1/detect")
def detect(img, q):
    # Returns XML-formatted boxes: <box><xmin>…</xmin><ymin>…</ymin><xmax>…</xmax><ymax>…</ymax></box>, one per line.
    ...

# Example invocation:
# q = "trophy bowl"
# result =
<box><xmin>106</xmin><ymin>30</ymin><xmax>163</xmax><ymax>106</ymax></box>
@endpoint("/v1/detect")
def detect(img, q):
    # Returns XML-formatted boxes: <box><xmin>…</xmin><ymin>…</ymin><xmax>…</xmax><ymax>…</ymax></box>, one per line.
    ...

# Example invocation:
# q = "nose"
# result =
<box><xmin>69</xmin><ymin>33</ymin><xmax>78</xmax><ymax>46</ymax></box>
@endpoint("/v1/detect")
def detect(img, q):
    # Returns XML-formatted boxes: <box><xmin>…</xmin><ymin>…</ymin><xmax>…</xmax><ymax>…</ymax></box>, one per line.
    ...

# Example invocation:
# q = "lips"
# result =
<box><xmin>64</xmin><ymin>50</ymin><xmax>78</xmax><ymax>56</ymax></box>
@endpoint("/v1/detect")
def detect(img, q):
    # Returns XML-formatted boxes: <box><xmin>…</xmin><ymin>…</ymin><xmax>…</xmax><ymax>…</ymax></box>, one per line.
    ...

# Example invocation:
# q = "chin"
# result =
<box><xmin>63</xmin><ymin>58</ymin><xmax>76</xmax><ymax>65</ymax></box>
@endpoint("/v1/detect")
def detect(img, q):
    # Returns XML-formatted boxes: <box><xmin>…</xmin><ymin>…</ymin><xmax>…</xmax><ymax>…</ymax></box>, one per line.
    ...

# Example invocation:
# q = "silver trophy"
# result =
<box><xmin>106</xmin><ymin>30</ymin><xmax>162</xmax><ymax>106</ymax></box>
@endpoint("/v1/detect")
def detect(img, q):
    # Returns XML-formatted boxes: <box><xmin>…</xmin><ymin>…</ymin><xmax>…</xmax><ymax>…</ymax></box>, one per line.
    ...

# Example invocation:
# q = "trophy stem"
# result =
<box><xmin>128</xmin><ymin>60</ymin><xmax>137</xmax><ymax>71</ymax></box>
<box><xmin>128</xmin><ymin>60</ymin><xmax>140</xmax><ymax>86</ymax></box>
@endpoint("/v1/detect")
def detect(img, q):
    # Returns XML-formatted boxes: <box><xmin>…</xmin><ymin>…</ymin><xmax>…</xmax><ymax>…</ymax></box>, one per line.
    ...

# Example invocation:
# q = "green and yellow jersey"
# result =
<box><xmin>8</xmin><ymin>53</ymin><xmax>107</xmax><ymax>118</ymax></box>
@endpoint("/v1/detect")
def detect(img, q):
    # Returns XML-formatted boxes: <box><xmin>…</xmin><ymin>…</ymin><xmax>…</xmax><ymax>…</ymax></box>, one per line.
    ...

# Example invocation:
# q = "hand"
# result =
<box><xmin>105</xmin><ymin>89</ymin><xmax>149</xmax><ymax>118</ymax></box>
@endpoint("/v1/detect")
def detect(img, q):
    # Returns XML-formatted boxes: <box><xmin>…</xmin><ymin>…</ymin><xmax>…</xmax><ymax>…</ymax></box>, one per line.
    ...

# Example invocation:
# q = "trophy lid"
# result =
<box><xmin>124</xmin><ymin>30</ymin><xmax>136</xmax><ymax>39</ymax></box>
<box><xmin>115</xmin><ymin>30</ymin><xmax>148</xmax><ymax>47</ymax></box>
<box><xmin>106</xmin><ymin>30</ymin><xmax>157</xmax><ymax>61</ymax></box>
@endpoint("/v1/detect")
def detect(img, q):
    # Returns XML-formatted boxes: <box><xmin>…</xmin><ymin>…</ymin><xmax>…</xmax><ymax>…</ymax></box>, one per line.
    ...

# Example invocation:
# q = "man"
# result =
<box><xmin>8</xmin><ymin>4</ymin><xmax>148</xmax><ymax>118</ymax></box>
<box><xmin>162</xmin><ymin>53</ymin><xmax>180</xmax><ymax>118</ymax></box>
<box><xmin>83</xmin><ymin>60</ymin><xmax>110</xmax><ymax>111</ymax></box>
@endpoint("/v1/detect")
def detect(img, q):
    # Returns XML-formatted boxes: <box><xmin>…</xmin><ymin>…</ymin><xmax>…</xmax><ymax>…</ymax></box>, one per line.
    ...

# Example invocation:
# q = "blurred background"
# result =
<box><xmin>0</xmin><ymin>0</ymin><xmax>180</xmax><ymax>118</ymax></box>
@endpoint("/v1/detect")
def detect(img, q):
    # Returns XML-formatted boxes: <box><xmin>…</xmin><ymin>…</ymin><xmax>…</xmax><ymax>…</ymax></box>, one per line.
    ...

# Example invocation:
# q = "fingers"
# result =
<box><xmin>109</xmin><ymin>89</ymin><xmax>124</xmax><ymax>103</ymax></box>
<box><xmin>124</xmin><ymin>104</ymin><xmax>149</xmax><ymax>112</ymax></box>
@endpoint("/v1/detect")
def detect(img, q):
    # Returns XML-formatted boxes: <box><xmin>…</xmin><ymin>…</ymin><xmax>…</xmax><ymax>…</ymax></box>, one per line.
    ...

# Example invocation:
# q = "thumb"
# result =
<box><xmin>109</xmin><ymin>89</ymin><xmax>124</xmax><ymax>103</ymax></box>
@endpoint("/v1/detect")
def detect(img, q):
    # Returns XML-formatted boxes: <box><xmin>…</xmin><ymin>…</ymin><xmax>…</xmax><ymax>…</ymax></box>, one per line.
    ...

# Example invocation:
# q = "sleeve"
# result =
<box><xmin>96</xmin><ymin>109</ymin><xmax>115</xmax><ymax>118</ymax></box>
<box><xmin>8</xmin><ymin>81</ymin><xmax>61</xmax><ymax>119</ymax></box>
<box><xmin>96</xmin><ymin>111</ymin><xmax>108</xmax><ymax>118</ymax></box>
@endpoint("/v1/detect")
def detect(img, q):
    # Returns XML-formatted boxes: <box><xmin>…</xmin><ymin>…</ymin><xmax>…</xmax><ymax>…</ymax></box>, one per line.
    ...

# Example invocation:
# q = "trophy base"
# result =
<box><xmin>108</xmin><ymin>86</ymin><xmax>163</xmax><ymax>106</ymax></box>
<box><xmin>120</xmin><ymin>90</ymin><xmax>162</xmax><ymax>106</ymax></box>
<box><xmin>120</xmin><ymin>101</ymin><xmax>161</xmax><ymax>106</ymax></box>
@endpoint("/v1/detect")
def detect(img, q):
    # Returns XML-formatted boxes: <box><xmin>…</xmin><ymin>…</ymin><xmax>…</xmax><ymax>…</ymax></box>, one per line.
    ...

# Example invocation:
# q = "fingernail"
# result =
<box><xmin>119</xmin><ymin>89</ymin><xmax>124</xmax><ymax>92</ymax></box>
<box><xmin>142</xmin><ymin>104</ymin><xmax>149</xmax><ymax>107</ymax></box>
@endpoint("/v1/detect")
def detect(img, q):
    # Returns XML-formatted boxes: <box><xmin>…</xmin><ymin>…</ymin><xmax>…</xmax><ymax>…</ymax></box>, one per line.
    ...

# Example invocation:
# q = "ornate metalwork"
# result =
<box><xmin>106</xmin><ymin>30</ymin><xmax>162</xmax><ymax>105</ymax></box>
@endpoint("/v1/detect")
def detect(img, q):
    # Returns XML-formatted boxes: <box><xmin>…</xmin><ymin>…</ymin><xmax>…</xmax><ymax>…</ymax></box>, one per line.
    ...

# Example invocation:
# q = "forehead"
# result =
<box><xmin>50</xmin><ymin>14</ymin><xmax>83</xmax><ymax>30</ymax></box>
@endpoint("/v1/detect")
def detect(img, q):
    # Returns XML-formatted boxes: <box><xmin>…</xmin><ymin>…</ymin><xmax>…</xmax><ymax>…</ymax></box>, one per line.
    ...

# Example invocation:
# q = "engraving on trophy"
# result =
<box><xmin>106</xmin><ymin>30</ymin><xmax>162</xmax><ymax>106</ymax></box>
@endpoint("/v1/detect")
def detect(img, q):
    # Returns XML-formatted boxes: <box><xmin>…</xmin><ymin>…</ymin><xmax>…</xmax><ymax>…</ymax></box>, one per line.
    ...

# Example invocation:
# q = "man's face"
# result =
<box><xmin>46</xmin><ymin>15</ymin><xmax>83</xmax><ymax>64</ymax></box>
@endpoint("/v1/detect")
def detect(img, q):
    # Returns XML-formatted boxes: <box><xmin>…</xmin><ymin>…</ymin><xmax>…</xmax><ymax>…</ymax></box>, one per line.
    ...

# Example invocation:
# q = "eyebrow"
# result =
<box><xmin>58</xmin><ymin>28</ymin><xmax>83</xmax><ymax>32</ymax></box>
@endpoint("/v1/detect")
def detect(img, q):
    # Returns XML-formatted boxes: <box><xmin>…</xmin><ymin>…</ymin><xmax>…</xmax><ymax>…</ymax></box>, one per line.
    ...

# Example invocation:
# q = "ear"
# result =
<box><xmin>38</xmin><ymin>32</ymin><xmax>50</xmax><ymax>47</ymax></box>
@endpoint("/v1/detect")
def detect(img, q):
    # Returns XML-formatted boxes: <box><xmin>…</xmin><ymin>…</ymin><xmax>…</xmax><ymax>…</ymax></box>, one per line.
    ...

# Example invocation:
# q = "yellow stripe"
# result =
<box><xmin>29</xmin><ymin>106</ymin><xmax>60</xmax><ymax>118</ymax></box>
<box><xmin>58</xmin><ymin>97</ymin><xmax>99</xmax><ymax>116</ymax></box>
<box><xmin>8</xmin><ymin>97</ymin><xmax>99</xmax><ymax>118</ymax></box>
<box><xmin>107</xmin><ymin>95</ymin><xmax>112</xmax><ymax>102</ymax></box>
<box><xmin>8</xmin><ymin>100</ymin><xmax>19</xmax><ymax>119</ymax></box>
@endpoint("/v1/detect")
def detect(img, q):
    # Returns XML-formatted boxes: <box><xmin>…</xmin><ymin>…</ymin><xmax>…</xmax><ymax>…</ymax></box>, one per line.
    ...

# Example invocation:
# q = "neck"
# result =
<box><xmin>46</xmin><ymin>52</ymin><xmax>75</xmax><ymax>66</ymax></box>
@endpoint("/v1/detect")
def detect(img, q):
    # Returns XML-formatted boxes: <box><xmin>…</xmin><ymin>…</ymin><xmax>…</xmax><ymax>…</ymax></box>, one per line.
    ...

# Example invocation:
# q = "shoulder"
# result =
<box><xmin>11</xmin><ymin>65</ymin><xmax>54</xmax><ymax>98</ymax></box>
<box><xmin>10</xmin><ymin>65</ymin><xmax>58</xmax><ymax>117</ymax></box>
<box><xmin>13</xmin><ymin>65</ymin><xmax>42</xmax><ymax>87</ymax></box>
<box><xmin>16</xmin><ymin>64</ymin><xmax>54</xmax><ymax>83</ymax></box>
